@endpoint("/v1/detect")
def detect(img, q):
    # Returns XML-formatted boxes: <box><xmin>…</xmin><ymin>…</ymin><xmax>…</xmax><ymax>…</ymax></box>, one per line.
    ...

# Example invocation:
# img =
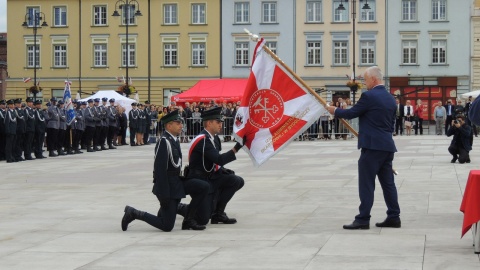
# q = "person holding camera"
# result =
<box><xmin>447</xmin><ymin>114</ymin><xmax>472</xmax><ymax>164</ymax></box>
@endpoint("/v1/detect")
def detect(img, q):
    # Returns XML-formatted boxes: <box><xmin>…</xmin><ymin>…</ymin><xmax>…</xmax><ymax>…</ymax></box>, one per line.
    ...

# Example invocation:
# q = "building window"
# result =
<box><xmin>164</xmin><ymin>4</ymin><xmax>178</xmax><ymax>25</ymax></box>
<box><xmin>402</xmin><ymin>0</ymin><xmax>417</xmax><ymax>21</ymax></box>
<box><xmin>53</xmin><ymin>6</ymin><xmax>67</xmax><ymax>26</ymax></box>
<box><xmin>402</xmin><ymin>41</ymin><xmax>417</xmax><ymax>64</ymax></box>
<box><xmin>27</xmin><ymin>45</ymin><xmax>40</xmax><ymax>67</ymax></box>
<box><xmin>192</xmin><ymin>43</ymin><xmax>206</xmax><ymax>66</ymax></box>
<box><xmin>432</xmin><ymin>0</ymin><xmax>446</xmax><ymax>21</ymax></box>
<box><xmin>265</xmin><ymin>41</ymin><xmax>277</xmax><ymax>54</ymax></box>
<box><xmin>262</xmin><ymin>2</ymin><xmax>277</xmax><ymax>23</ymax></box>
<box><xmin>432</xmin><ymin>40</ymin><xmax>446</xmax><ymax>64</ymax></box>
<box><xmin>164</xmin><ymin>43</ymin><xmax>177</xmax><ymax>66</ymax></box>
<box><xmin>306</xmin><ymin>1</ymin><xmax>322</xmax><ymax>23</ymax></box>
<box><xmin>94</xmin><ymin>44</ymin><xmax>107</xmax><ymax>67</ymax></box>
<box><xmin>53</xmin><ymin>45</ymin><xmax>67</xmax><ymax>67</ymax></box>
<box><xmin>333</xmin><ymin>41</ymin><xmax>348</xmax><ymax>65</ymax></box>
<box><xmin>333</xmin><ymin>0</ymin><xmax>349</xmax><ymax>22</ymax></box>
<box><xmin>234</xmin><ymin>2</ymin><xmax>250</xmax><ymax>24</ymax></box>
<box><xmin>192</xmin><ymin>3</ymin><xmax>206</xmax><ymax>24</ymax></box>
<box><xmin>307</xmin><ymin>41</ymin><xmax>322</xmax><ymax>65</ymax></box>
<box><xmin>122</xmin><ymin>4</ymin><xmax>136</xmax><ymax>25</ymax></box>
<box><xmin>360</xmin><ymin>0</ymin><xmax>375</xmax><ymax>22</ymax></box>
<box><xmin>93</xmin><ymin>6</ymin><xmax>107</xmax><ymax>26</ymax></box>
<box><xmin>52</xmin><ymin>89</ymin><xmax>65</xmax><ymax>100</ymax></box>
<box><xmin>27</xmin><ymin>7</ymin><xmax>40</xmax><ymax>27</ymax></box>
<box><xmin>235</xmin><ymin>42</ymin><xmax>249</xmax><ymax>66</ymax></box>
<box><xmin>360</xmin><ymin>41</ymin><xmax>375</xmax><ymax>65</ymax></box>
<box><xmin>122</xmin><ymin>44</ymin><xmax>136</xmax><ymax>67</ymax></box>
<box><xmin>164</xmin><ymin>89</ymin><xmax>180</xmax><ymax>106</ymax></box>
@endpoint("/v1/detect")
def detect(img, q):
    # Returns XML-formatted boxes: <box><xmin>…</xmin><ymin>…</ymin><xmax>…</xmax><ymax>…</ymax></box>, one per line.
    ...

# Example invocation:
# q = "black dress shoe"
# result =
<box><xmin>451</xmin><ymin>157</ymin><xmax>457</xmax><ymax>163</ymax></box>
<box><xmin>343</xmin><ymin>220</ymin><xmax>369</xmax><ymax>230</ymax></box>
<box><xmin>101</xmin><ymin>146</ymin><xmax>108</xmax><ymax>150</ymax></box>
<box><xmin>182</xmin><ymin>219</ymin><xmax>206</xmax><ymax>230</ymax></box>
<box><xmin>25</xmin><ymin>157</ymin><xmax>34</xmax><ymax>161</ymax></box>
<box><xmin>109</xmin><ymin>145</ymin><xmax>117</xmax><ymax>149</ymax></box>
<box><xmin>211</xmin><ymin>212</ymin><xmax>237</xmax><ymax>224</ymax></box>
<box><xmin>375</xmin><ymin>218</ymin><xmax>401</xmax><ymax>228</ymax></box>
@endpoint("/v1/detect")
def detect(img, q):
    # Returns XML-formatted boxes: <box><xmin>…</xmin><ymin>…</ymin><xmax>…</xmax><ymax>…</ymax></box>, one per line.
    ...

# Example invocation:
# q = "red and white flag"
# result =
<box><xmin>233</xmin><ymin>39</ymin><xmax>326</xmax><ymax>166</ymax></box>
<box><xmin>23</xmin><ymin>77</ymin><xmax>32</xmax><ymax>83</ymax></box>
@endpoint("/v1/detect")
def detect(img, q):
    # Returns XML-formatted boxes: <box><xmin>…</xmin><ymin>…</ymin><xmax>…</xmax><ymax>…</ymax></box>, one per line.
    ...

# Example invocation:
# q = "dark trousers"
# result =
<box><xmin>57</xmin><ymin>129</ymin><xmax>66</xmax><ymax>151</ymax></box>
<box><xmin>85</xmin><ymin>126</ymin><xmax>95</xmax><ymax>147</ymax></box>
<box><xmin>24</xmin><ymin>131</ymin><xmax>34</xmax><ymax>158</ymax></box>
<box><xmin>448</xmin><ymin>144</ymin><xmax>470</xmax><ymax>163</ymax></box>
<box><xmin>415</xmin><ymin>118</ymin><xmax>423</xmax><ymax>135</ymax></box>
<box><xmin>34</xmin><ymin>131</ymin><xmax>45</xmax><ymax>157</ymax></box>
<box><xmin>141</xmin><ymin>196</ymin><xmax>180</xmax><ymax>232</ymax></box>
<box><xmin>129</xmin><ymin>127</ymin><xmax>137</xmax><ymax>145</ymax></box>
<box><xmin>356</xmin><ymin>149</ymin><xmax>400</xmax><ymax>223</ymax></box>
<box><xmin>14</xmin><ymin>132</ymin><xmax>25</xmax><ymax>159</ymax></box>
<box><xmin>120</xmin><ymin>126</ymin><xmax>127</xmax><ymax>144</ymax></box>
<box><xmin>46</xmin><ymin>128</ymin><xmax>59</xmax><ymax>151</ymax></box>
<box><xmin>196</xmin><ymin>173</ymin><xmax>244</xmax><ymax>225</ymax></box>
<box><xmin>445</xmin><ymin>115</ymin><xmax>453</xmax><ymax>135</ymax></box>
<box><xmin>81</xmin><ymin>128</ymin><xmax>88</xmax><ymax>148</ymax></box>
<box><xmin>183</xmin><ymin>178</ymin><xmax>210</xmax><ymax>225</ymax></box>
<box><xmin>5</xmin><ymin>134</ymin><xmax>15</xmax><ymax>162</ymax></box>
<box><xmin>73</xmin><ymin>129</ymin><xmax>83</xmax><ymax>150</ymax></box>
<box><xmin>63</xmin><ymin>127</ymin><xmax>72</xmax><ymax>151</ymax></box>
<box><xmin>395</xmin><ymin>117</ymin><xmax>403</xmax><ymax>135</ymax></box>
<box><xmin>100</xmin><ymin>126</ymin><xmax>108</xmax><ymax>146</ymax></box>
<box><xmin>93</xmin><ymin>126</ymin><xmax>101</xmax><ymax>147</ymax></box>
<box><xmin>0</xmin><ymin>132</ymin><xmax>5</xmax><ymax>160</ymax></box>
<box><xmin>108</xmin><ymin>126</ymin><xmax>116</xmax><ymax>146</ymax></box>
<box><xmin>143</xmin><ymin>122</ymin><xmax>151</xmax><ymax>143</ymax></box>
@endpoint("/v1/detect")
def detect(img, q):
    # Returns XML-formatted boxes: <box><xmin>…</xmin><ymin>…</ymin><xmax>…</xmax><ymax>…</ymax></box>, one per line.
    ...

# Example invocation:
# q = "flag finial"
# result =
<box><xmin>244</xmin><ymin>28</ymin><xmax>259</xmax><ymax>42</ymax></box>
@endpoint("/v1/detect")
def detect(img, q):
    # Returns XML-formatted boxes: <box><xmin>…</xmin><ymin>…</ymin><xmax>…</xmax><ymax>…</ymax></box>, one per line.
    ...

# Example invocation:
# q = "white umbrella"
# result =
<box><xmin>75</xmin><ymin>92</ymin><xmax>81</xmax><ymax>100</ymax></box>
<box><xmin>460</xmin><ymin>90</ymin><xmax>480</xmax><ymax>99</ymax></box>
<box><xmin>134</xmin><ymin>92</ymin><xmax>139</xmax><ymax>102</ymax></box>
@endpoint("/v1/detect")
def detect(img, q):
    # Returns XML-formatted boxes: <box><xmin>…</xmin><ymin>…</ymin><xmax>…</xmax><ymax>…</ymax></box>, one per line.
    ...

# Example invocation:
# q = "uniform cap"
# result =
<box><xmin>26</xmin><ymin>97</ymin><xmax>34</xmax><ymax>103</ymax></box>
<box><xmin>14</xmin><ymin>98</ymin><xmax>22</xmax><ymax>104</ymax></box>
<box><xmin>161</xmin><ymin>109</ymin><xmax>183</xmax><ymax>124</ymax></box>
<box><xmin>145</xmin><ymin>100</ymin><xmax>150</xmax><ymax>104</ymax></box>
<box><xmin>50</xmin><ymin>97</ymin><xmax>57</xmax><ymax>102</ymax></box>
<box><xmin>131</xmin><ymin>102</ymin><xmax>137</xmax><ymax>106</ymax></box>
<box><xmin>7</xmin><ymin>99</ymin><xmax>14</xmax><ymax>105</ymax></box>
<box><xmin>58</xmin><ymin>100</ymin><xmax>65</xmax><ymax>105</ymax></box>
<box><xmin>201</xmin><ymin>107</ymin><xmax>224</xmax><ymax>122</ymax></box>
<box><xmin>87</xmin><ymin>99</ymin><xmax>93</xmax><ymax>103</ymax></box>
<box><xmin>0</xmin><ymin>99</ymin><xmax>6</xmax><ymax>105</ymax></box>
<box><xmin>94</xmin><ymin>98</ymin><xmax>100</xmax><ymax>102</ymax></box>
<box><xmin>81</xmin><ymin>101</ymin><xmax>87</xmax><ymax>105</ymax></box>
<box><xmin>109</xmin><ymin>98</ymin><xmax>115</xmax><ymax>103</ymax></box>
<box><xmin>34</xmin><ymin>100</ymin><xmax>42</xmax><ymax>105</ymax></box>
<box><xmin>102</xmin><ymin>97</ymin><xmax>108</xmax><ymax>102</ymax></box>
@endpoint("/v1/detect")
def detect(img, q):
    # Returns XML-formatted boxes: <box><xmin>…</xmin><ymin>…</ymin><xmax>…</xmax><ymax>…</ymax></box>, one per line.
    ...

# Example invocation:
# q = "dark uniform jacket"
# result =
<box><xmin>188</xmin><ymin>130</ymin><xmax>236</xmax><ymax>192</ymax></box>
<box><xmin>58</xmin><ymin>107</ymin><xmax>67</xmax><ymax>130</ymax></box>
<box><xmin>152</xmin><ymin>132</ymin><xmax>185</xmax><ymax>199</ymax></box>
<box><xmin>107</xmin><ymin>106</ymin><xmax>117</xmax><ymax>127</ymax></box>
<box><xmin>99</xmin><ymin>105</ymin><xmax>108</xmax><ymax>126</ymax></box>
<box><xmin>74</xmin><ymin>108</ymin><xmax>85</xmax><ymax>131</ymax></box>
<box><xmin>5</xmin><ymin>109</ymin><xmax>17</xmax><ymax>135</ymax></box>
<box><xmin>129</xmin><ymin>109</ymin><xmax>139</xmax><ymax>128</ymax></box>
<box><xmin>447</xmin><ymin>124</ymin><xmax>473</xmax><ymax>152</ymax></box>
<box><xmin>14</xmin><ymin>108</ymin><xmax>26</xmax><ymax>134</ymax></box>
<box><xmin>34</xmin><ymin>109</ymin><xmax>46</xmax><ymax>134</ymax></box>
<box><xmin>84</xmin><ymin>107</ymin><xmax>96</xmax><ymax>127</ymax></box>
<box><xmin>0</xmin><ymin>108</ymin><xmax>5</xmax><ymax>133</ymax></box>
<box><xmin>25</xmin><ymin>107</ymin><xmax>36</xmax><ymax>133</ymax></box>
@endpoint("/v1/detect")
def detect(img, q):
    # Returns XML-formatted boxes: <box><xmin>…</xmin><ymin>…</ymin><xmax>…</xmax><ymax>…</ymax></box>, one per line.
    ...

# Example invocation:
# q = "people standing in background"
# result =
<box><xmin>0</xmin><ymin>100</ymin><xmax>6</xmax><ymax>161</ymax></box>
<box><xmin>444</xmin><ymin>99</ymin><xmax>454</xmax><ymax>135</ymax></box>
<box><xmin>33</xmin><ymin>100</ymin><xmax>47</xmax><ymax>159</ymax></box>
<box><xmin>434</xmin><ymin>101</ymin><xmax>446</xmax><ymax>135</ymax></box>
<box><xmin>5</xmin><ymin>100</ymin><xmax>17</xmax><ymax>163</ymax></box>
<box><xmin>414</xmin><ymin>99</ymin><xmax>424</xmax><ymax>135</ymax></box>
<box><xmin>403</xmin><ymin>100</ymin><xmax>414</xmax><ymax>136</ymax></box>
<box><xmin>394</xmin><ymin>98</ymin><xmax>404</xmax><ymax>136</ymax></box>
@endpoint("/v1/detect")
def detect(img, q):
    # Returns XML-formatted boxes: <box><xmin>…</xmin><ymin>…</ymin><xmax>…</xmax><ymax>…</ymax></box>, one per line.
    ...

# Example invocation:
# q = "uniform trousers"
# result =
<box><xmin>356</xmin><ymin>149</ymin><xmax>400</xmax><ymax>224</ymax></box>
<box><xmin>46</xmin><ymin>128</ymin><xmax>59</xmax><ymax>151</ymax></box>
<box><xmin>129</xmin><ymin>127</ymin><xmax>137</xmax><ymax>145</ymax></box>
<box><xmin>195</xmin><ymin>173</ymin><xmax>244</xmax><ymax>225</ymax></box>
<box><xmin>85</xmin><ymin>126</ymin><xmax>95</xmax><ymax>147</ymax></box>
<box><xmin>107</xmin><ymin>126</ymin><xmax>116</xmax><ymax>146</ymax></box>
<box><xmin>100</xmin><ymin>126</ymin><xmax>108</xmax><ymax>146</ymax></box>
<box><xmin>57</xmin><ymin>129</ymin><xmax>66</xmax><ymax>151</ymax></box>
<box><xmin>141</xmin><ymin>196</ymin><xmax>180</xmax><ymax>232</ymax></box>
<box><xmin>72</xmin><ymin>129</ymin><xmax>83</xmax><ymax>150</ymax></box>
<box><xmin>34</xmin><ymin>130</ymin><xmax>45</xmax><ymax>158</ymax></box>
<box><xmin>14</xmin><ymin>132</ymin><xmax>25</xmax><ymax>160</ymax></box>
<box><xmin>93</xmin><ymin>126</ymin><xmax>101</xmax><ymax>147</ymax></box>
<box><xmin>5</xmin><ymin>134</ymin><xmax>16</xmax><ymax>162</ymax></box>
<box><xmin>0</xmin><ymin>132</ymin><xmax>5</xmax><ymax>160</ymax></box>
<box><xmin>24</xmin><ymin>131</ymin><xmax>34</xmax><ymax>158</ymax></box>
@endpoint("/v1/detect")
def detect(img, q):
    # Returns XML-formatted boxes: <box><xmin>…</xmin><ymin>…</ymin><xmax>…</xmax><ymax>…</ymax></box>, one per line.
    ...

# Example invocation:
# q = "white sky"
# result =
<box><xmin>0</xmin><ymin>0</ymin><xmax>6</xmax><ymax>32</ymax></box>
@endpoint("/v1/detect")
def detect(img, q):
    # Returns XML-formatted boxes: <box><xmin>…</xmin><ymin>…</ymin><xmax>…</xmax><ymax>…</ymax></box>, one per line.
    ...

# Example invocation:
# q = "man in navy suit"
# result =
<box><xmin>469</xmin><ymin>97</ymin><xmax>480</xmax><ymax>127</ymax></box>
<box><xmin>326</xmin><ymin>66</ymin><xmax>401</xmax><ymax>230</ymax></box>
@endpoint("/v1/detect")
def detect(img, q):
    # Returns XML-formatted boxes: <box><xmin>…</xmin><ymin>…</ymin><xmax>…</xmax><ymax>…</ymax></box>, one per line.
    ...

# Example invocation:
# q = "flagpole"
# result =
<box><xmin>257</xmin><ymin>40</ymin><xmax>358</xmax><ymax>138</ymax></box>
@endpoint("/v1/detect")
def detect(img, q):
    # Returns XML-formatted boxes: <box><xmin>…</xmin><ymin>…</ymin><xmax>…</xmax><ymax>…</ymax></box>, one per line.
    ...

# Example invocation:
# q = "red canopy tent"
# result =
<box><xmin>171</xmin><ymin>78</ymin><xmax>248</xmax><ymax>105</ymax></box>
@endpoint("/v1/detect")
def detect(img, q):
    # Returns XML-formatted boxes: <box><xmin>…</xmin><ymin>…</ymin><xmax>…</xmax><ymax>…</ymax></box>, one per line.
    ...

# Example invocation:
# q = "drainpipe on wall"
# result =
<box><xmin>78</xmin><ymin>0</ymin><xmax>82</xmax><ymax>96</ymax></box>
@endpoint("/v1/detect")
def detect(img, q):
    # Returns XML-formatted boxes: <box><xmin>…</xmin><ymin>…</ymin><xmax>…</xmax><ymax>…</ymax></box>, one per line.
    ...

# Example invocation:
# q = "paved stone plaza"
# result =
<box><xmin>0</xmin><ymin>135</ymin><xmax>479</xmax><ymax>269</ymax></box>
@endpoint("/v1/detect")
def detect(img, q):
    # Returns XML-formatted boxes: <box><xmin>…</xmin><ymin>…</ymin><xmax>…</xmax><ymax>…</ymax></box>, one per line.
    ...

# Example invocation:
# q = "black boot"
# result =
<box><xmin>182</xmin><ymin>207</ymin><xmax>206</xmax><ymax>230</ymax></box>
<box><xmin>49</xmin><ymin>151</ymin><xmax>58</xmax><ymax>157</ymax></box>
<box><xmin>101</xmin><ymin>145</ymin><xmax>108</xmax><ymax>150</ymax></box>
<box><xmin>121</xmin><ymin>205</ymin><xmax>145</xmax><ymax>231</ymax></box>
<box><xmin>177</xmin><ymin>203</ymin><xmax>188</xmax><ymax>217</ymax></box>
<box><xmin>87</xmin><ymin>146</ymin><xmax>94</xmax><ymax>152</ymax></box>
<box><xmin>211</xmin><ymin>203</ymin><xmax>237</xmax><ymax>224</ymax></box>
<box><xmin>109</xmin><ymin>144</ymin><xmax>117</xmax><ymax>150</ymax></box>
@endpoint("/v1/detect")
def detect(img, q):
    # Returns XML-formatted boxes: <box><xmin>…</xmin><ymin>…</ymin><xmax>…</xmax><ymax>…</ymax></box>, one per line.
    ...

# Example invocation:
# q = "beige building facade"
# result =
<box><xmin>6</xmin><ymin>0</ymin><xmax>221</xmax><ymax>105</ymax></box>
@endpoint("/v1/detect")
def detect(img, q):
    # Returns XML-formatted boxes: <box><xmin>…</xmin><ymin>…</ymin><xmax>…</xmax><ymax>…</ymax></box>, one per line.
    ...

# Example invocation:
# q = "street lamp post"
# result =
<box><xmin>337</xmin><ymin>0</ymin><xmax>370</xmax><ymax>104</ymax></box>
<box><xmin>22</xmin><ymin>12</ymin><xmax>48</xmax><ymax>102</ymax></box>
<box><xmin>112</xmin><ymin>0</ymin><xmax>142</xmax><ymax>97</ymax></box>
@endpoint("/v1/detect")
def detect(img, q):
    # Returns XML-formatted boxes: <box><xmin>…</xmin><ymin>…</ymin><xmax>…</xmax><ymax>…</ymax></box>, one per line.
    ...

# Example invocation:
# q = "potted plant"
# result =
<box><xmin>28</xmin><ymin>85</ymin><xmax>43</xmax><ymax>94</ymax></box>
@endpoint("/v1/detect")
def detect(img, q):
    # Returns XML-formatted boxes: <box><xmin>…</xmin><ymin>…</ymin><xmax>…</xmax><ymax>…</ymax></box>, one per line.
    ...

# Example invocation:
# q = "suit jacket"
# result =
<box><xmin>5</xmin><ymin>109</ymin><xmax>17</xmax><ymax>135</ymax></box>
<box><xmin>395</xmin><ymin>103</ymin><xmax>404</xmax><ymax>118</ymax></box>
<box><xmin>107</xmin><ymin>106</ymin><xmax>117</xmax><ymax>127</ymax></box>
<box><xmin>34</xmin><ymin>109</ymin><xmax>47</xmax><ymax>133</ymax></box>
<box><xmin>84</xmin><ymin>107</ymin><xmax>96</xmax><ymax>127</ymax></box>
<box><xmin>334</xmin><ymin>85</ymin><xmax>397</xmax><ymax>153</ymax></box>
<box><xmin>46</xmin><ymin>105</ymin><xmax>60</xmax><ymax>129</ymax></box>
<box><xmin>129</xmin><ymin>109</ymin><xmax>139</xmax><ymax>128</ymax></box>
<box><xmin>447</xmin><ymin>124</ymin><xmax>472</xmax><ymax>151</ymax></box>
<box><xmin>25</xmin><ymin>107</ymin><xmax>36</xmax><ymax>132</ymax></box>
<box><xmin>444</xmin><ymin>104</ymin><xmax>455</xmax><ymax>116</ymax></box>
<box><xmin>15</xmin><ymin>108</ymin><xmax>26</xmax><ymax>133</ymax></box>
<box><xmin>152</xmin><ymin>132</ymin><xmax>185</xmax><ymax>199</ymax></box>
<box><xmin>470</xmin><ymin>98</ymin><xmax>480</xmax><ymax>126</ymax></box>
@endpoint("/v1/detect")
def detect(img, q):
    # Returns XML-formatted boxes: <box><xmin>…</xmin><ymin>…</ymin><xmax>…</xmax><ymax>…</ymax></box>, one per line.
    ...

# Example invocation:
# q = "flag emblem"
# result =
<box><xmin>248</xmin><ymin>89</ymin><xmax>284</xmax><ymax>129</ymax></box>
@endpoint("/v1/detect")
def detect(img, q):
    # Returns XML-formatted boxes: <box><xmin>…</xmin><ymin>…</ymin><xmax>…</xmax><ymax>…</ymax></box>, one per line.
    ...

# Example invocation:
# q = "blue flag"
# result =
<box><xmin>63</xmin><ymin>80</ymin><xmax>76</xmax><ymax>125</ymax></box>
